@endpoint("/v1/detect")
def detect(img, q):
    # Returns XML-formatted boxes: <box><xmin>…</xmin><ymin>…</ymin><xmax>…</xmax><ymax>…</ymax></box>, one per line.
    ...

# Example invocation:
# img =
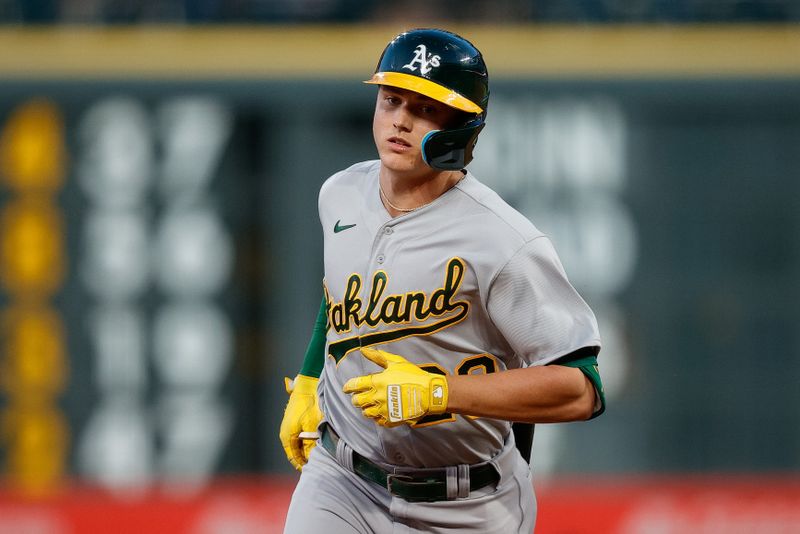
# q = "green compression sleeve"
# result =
<box><xmin>298</xmin><ymin>297</ymin><xmax>328</xmax><ymax>379</ymax></box>
<box><xmin>551</xmin><ymin>347</ymin><xmax>606</xmax><ymax>419</ymax></box>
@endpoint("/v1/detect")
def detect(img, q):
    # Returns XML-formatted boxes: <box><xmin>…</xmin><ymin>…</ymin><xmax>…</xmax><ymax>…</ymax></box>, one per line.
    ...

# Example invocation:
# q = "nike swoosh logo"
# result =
<box><xmin>334</xmin><ymin>220</ymin><xmax>357</xmax><ymax>233</ymax></box>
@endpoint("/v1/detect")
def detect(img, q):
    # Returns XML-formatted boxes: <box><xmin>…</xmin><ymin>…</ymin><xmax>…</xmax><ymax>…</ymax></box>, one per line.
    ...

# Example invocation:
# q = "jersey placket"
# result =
<box><xmin>363</xmin><ymin>217</ymin><xmax>411</xmax><ymax>464</ymax></box>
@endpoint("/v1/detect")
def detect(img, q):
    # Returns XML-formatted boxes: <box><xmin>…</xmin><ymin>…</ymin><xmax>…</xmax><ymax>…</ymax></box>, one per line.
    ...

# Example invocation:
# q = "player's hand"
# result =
<box><xmin>343</xmin><ymin>347</ymin><xmax>449</xmax><ymax>427</ymax></box>
<box><xmin>279</xmin><ymin>374</ymin><xmax>323</xmax><ymax>471</ymax></box>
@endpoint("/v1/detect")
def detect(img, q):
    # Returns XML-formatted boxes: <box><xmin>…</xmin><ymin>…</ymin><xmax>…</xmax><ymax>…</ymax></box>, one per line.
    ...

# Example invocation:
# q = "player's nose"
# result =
<box><xmin>392</xmin><ymin>106</ymin><xmax>412</xmax><ymax>132</ymax></box>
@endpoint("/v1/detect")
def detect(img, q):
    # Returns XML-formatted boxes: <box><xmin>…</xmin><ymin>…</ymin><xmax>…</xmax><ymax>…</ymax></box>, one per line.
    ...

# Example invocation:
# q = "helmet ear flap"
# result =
<box><xmin>421</xmin><ymin>118</ymin><xmax>485</xmax><ymax>170</ymax></box>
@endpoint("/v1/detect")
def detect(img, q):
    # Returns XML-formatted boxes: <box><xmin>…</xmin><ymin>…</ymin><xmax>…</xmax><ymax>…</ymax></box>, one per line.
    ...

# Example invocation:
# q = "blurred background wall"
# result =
<box><xmin>0</xmin><ymin>1</ymin><xmax>799</xmax><ymax>533</ymax></box>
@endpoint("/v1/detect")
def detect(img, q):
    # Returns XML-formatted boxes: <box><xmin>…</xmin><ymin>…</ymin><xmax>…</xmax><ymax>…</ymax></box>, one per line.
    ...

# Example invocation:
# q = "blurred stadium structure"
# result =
<box><xmin>0</xmin><ymin>2</ymin><xmax>799</xmax><ymax>533</ymax></box>
<box><xmin>1</xmin><ymin>0</ymin><xmax>800</xmax><ymax>22</ymax></box>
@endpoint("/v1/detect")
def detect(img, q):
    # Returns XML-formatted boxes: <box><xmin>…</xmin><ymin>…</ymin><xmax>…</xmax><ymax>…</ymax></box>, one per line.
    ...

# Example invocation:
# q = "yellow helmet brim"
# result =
<box><xmin>364</xmin><ymin>71</ymin><xmax>483</xmax><ymax>114</ymax></box>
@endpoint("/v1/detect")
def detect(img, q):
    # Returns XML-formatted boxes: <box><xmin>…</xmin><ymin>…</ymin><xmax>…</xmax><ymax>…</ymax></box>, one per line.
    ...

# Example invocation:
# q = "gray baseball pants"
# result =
<box><xmin>283</xmin><ymin>434</ymin><xmax>536</xmax><ymax>533</ymax></box>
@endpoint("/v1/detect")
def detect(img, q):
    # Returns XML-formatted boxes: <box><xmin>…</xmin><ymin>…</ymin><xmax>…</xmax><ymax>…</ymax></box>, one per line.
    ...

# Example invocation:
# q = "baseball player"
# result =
<box><xmin>279</xmin><ymin>29</ymin><xmax>605</xmax><ymax>533</ymax></box>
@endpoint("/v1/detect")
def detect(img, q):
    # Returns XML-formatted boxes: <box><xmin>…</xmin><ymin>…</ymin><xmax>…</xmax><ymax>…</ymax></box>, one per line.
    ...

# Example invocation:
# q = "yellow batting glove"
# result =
<box><xmin>343</xmin><ymin>347</ymin><xmax>448</xmax><ymax>427</ymax></box>
<box><xmin>279</xmin><ymin>374</ymin><xmax>323</xmax><ymax>471</ymax></box>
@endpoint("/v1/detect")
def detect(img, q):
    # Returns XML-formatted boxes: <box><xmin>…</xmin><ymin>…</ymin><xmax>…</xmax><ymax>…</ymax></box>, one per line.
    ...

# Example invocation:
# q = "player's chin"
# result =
<box><xmin>379</xmin><ymin>150</ymin><xmax>422</xmax><ymax>173</ymax></box>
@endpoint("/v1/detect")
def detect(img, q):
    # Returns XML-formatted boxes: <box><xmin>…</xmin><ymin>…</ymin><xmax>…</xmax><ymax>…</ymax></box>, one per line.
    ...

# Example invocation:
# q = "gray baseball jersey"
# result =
<box><xmin>317</xmin><ymin>159</ymin><xmax>601</xmax><ymax>467</ymax></box>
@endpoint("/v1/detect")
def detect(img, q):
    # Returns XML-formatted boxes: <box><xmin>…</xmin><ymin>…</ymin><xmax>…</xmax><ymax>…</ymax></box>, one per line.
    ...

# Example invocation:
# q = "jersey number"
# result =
<box><xmin>413</xmin><ymin>354</ymin><xmax>498</xmax><ymax>428</ymax></box>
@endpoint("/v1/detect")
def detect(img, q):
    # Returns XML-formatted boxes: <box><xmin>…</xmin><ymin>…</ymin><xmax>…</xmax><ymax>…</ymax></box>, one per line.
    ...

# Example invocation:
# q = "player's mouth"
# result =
<box><xmin>387</xmin><ymin>136</ymin><xmax>412</xmax><ymax>152</ymax></box>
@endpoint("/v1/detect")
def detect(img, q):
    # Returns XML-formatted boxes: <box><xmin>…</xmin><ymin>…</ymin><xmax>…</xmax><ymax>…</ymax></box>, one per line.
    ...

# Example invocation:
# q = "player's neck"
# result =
<box><xmin>379</xmin><ymin>167</ymin><xmax>465</xmax><ymax>216</ymax></box>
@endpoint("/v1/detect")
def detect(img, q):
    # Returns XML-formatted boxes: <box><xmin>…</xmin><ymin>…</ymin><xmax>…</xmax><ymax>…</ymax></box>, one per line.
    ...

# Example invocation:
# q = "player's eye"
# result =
<box><xmin>419</xmin><ymin>103</ymin><xmax>445</xmax><ymax>117</ymax></box>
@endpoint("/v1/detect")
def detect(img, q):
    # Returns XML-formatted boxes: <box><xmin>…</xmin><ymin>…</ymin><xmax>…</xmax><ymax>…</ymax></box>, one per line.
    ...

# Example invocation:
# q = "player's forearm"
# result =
<box><xmin>298</xmin><ymin>296</ymin><xmax>328</xmax><ymax>378</ymax></box>
<box><xmin>446</xmin><ymin>365</ymin><xmax>595</xmax><ymax>423</ymax></box>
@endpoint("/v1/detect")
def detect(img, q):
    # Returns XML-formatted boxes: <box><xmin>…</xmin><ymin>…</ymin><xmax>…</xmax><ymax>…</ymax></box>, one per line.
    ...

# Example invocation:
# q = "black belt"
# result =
<box><xmin>319</xmin><ymin>423</ymin><xmax>499</xmax><ymax>503</ymax></box>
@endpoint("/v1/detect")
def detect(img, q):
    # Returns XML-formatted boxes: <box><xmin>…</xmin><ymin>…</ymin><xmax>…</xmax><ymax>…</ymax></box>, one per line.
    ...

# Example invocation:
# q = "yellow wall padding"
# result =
<box><xmin>1</xmin><ymin>25</ymin><xmax>798</xmax><ymax>80</ymax></box>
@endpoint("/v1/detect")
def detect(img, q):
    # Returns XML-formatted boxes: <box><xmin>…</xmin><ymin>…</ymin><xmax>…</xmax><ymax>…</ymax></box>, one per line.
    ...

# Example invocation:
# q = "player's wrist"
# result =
<box><xmin>293</xmin><ymin>374</ymin><xmax>320</xmax><ymax>394</ymax></box>
<box><xmin>427</xmin><ymin>375</ymin><xmax>449</xmax><ymax>415</ymax></box>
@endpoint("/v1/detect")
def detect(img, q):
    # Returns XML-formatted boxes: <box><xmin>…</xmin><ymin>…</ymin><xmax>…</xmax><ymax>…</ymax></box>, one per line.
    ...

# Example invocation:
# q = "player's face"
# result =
<box><xmin>373</xmin><ymin>86</ymin><xmax>463</xmax><ymax>179</ymax></box>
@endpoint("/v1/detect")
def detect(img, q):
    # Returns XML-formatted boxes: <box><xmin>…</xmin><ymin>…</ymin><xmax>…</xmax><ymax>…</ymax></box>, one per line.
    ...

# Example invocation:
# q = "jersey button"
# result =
<box><xmin>384</xmin><ymin>226</ymin><xmax>393</xmax><ymax>235</ymax></box>
<box><xmin>376</xmin><ymin>254</ymin><xmax>385</xmax><ymax>264</ymax></box>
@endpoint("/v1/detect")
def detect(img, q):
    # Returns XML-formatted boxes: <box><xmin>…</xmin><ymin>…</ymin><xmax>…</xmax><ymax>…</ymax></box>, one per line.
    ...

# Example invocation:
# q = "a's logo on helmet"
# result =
<box><xmin>402</xmin><ymin>44</ymin><xmax>441</xmax><ymax>76</ymax></box>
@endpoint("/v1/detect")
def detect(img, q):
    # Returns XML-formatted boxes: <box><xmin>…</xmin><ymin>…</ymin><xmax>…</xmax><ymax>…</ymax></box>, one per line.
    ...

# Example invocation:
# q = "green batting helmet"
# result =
<box><xmin>365</xmin><ymin>28</ymin><xmax>490</xmax><ymax>170</ymax></box>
